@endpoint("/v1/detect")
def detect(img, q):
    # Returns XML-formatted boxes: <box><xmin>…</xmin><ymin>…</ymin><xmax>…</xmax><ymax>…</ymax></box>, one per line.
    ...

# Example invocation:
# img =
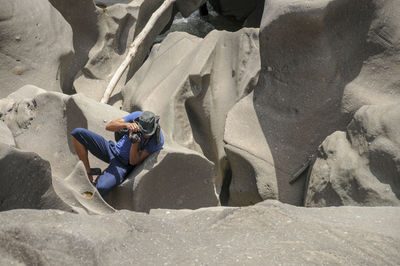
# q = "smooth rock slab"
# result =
<box><xmin>0</xmin><ymin>201</ymin><xmax>399</xmax><ymax>265</ymax></box>
<box><xmin>305</xmin><ymin>104</ymin><xmax>400</xmax><ymax>206</ymax></box>
<box><xmin>0</xmin><ymin>0</ymin><xmax>73</xmax><ymax>97</ymax></box>
<box><xmin>105</xmin><ymin>145</ymin><xmax>218</xmax><ymax>212</ymax></box>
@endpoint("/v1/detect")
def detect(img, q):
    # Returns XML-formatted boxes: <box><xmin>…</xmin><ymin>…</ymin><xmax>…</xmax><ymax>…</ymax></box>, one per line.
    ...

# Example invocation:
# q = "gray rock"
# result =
<box><xmin>105</xmin><ymin>144</ymin><xmax>218</xmax><ymax>212</ymax></box>
<box><xmin>50</xmin><ymin>0</ymin><xmax>174</xmax><ymax>106</ymax></box>
<box><xmin>0</xmin><ymin>143</ymin><xmax>70</xmax><ymax>212</ymax></box>
<box><xmin>0</xmin><ymin>201</ymin><xmax>399</xmax><ymax>265</ymax></box>
<box><xmin>53</xmin><ymin>161</ymin><xmax>115</xmax><ymax>214</ymax></box>
<box><xmin>0</xmin><ymin>0</ymin><xmax>73</xmax><ymax>97</ymax></box>
<box><xmin>122</xmin><ymin>29</ymin><xmax>260</xmax><ymax>191</ymax></box>
<box><xmin>1</xmin><ymin>89</ymin><xmax>127</xmax><ymax>178</ymax></box>
<box><xmin>1</xmin><ymin>86</ymin><xmax>218</xmax><ymax>212</ymax></box>
<box><xmin>224</xmin><ymin>0</ymin><xmax>400</xmax><ymax>206</ymax></box>
<box><xmin>305</xmin><ymin>104</ymin><xmax>400</xmax><ymax>206</ymax></box>
<box><xmin>6</xmin><ymin>84</ymin><xmax>46</xmax><ymax>102</ymax></box>
<box><xmin>0</xmin><ymin>121</ymin><xmax>14</xmax><ymax>146</ymax></box>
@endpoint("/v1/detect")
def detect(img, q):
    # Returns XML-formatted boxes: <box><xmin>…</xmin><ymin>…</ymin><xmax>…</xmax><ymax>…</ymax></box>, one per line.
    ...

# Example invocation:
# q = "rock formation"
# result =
<box><xmin>106</xmin><ymin>144</ymin><xmax>218</xmax><ymax>212</ymax></box>
<box><xmin>0</xmin><ymin>85</ymin><xmax>218</xmax><ymax>212</ymax></box>
<box><xmin>0</xmin><ymin>0</ymin><xmax>73</xmax><ymax>97</ymax></box>
<box><xmin>224</xmin><ymin>0</ymin><xmax>400</xmax><ymax>206</ymax></box>
<box><xmin>122</xmin><ymin>29</ymin><xmax>260</xmax><ymax>192</ymax></box>
<box><xmin>0</xmin><ymin>0</ymin><xmax>400</xmax><ymax>264</ymax></box>
<box><xmin>305</xmin><ymin>104</ymin><xmax>400</xmax><ymax>206</ymax></box>
<box><xmin>0</xmin><ymin>201</ymin><xmax>399</xmax><ymax>265</ymax></box>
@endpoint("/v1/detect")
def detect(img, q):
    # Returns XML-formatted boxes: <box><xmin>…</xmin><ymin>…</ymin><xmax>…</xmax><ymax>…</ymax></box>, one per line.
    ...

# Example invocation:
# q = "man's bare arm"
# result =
<box><xmin>129</xmin><ymin>142</ymin><xmax>150</xmax><ymax>165</ymax></box>
<box><xmin>105</xmin><ymin>118</ymin><xmax>139</xmax><ymax>132</ymax></box>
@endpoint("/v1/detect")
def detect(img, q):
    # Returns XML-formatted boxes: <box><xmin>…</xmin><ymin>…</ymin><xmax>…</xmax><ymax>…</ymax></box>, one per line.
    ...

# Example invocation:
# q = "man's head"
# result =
<box><xmin>135</xmin><ymin>111</ymin><xmax>160</xmax><ymax>138</ymax></box>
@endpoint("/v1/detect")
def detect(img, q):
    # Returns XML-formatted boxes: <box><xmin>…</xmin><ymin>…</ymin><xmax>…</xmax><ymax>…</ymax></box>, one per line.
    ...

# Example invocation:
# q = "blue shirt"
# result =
<box><xmin>114</xmin><ymin>111</ymin><xmax>164</xmax><ymax>165</ymax></box>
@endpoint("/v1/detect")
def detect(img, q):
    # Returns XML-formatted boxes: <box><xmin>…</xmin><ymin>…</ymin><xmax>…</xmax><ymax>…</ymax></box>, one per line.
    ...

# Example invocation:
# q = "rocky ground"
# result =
<box><xmin>0</xmin><ymin>0</ymin><xmax>399</xmax><ymax>264</ymax></box>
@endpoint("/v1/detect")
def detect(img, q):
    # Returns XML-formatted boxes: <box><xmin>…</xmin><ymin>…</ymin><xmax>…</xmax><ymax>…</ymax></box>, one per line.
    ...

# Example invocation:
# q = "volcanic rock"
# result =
<box><xmin>0</xmin><ymin>86</ymin><xmax>218</xmax><ymax>212</ymax></box>
<box><xmin>224</xmin><ymin>0</ymin><xmax>400</xmax><ymax>206</ymax></box>
<box><xmin>0</xmin><ymin>0</ymin><xmax>73</xmax><ymax>97</ymax></box>
<box><xmin>0</xmin><ymin>201</ymin><xmax>399</xmax><ymax>265</ymax></box>
<box><xmin>105</xmin><ymin>144</ymin><xmax>218</xmax><ymax>212</ymax></box>
<box><xmin>305</xmin><ymin>103</ymin><xmax>400</xmax><ymax>206</ymax></box>
<box><xmin>0</xmin><ymin>143</ymin><xmax>70</xmax><ymax>212</ymax></box>
<box><xmin>122</xmin><ymin>29</ymin><xmax>260</xmax><ymax>191</ymax></box>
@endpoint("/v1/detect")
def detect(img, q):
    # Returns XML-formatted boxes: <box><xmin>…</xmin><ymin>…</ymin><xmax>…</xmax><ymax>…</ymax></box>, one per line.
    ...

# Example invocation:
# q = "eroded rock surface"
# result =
<box><xmin>224</xmin><ymin>0</ymin><xmax>400</xmax><ymax>206</ymax></box>
<box><xmin>0</xmin><ymin>143</ymin><xmax>70</xmax><ymax>212</ymax></box>
<box><xmin>209</xmin><ymin>0</ymin><xmax>265</xmax><ymax>27</ymax></box>
<box><xmin>106</xmin><ymin>144</ymin><xmax>218</xmax><ymax>212</ymax></box>
<box><xmin>0</xmin><ymin>86</ymin><xmax>218</xmax><ymax>212</ymax></box>
<box><xmin>0</xmin><ymin>0</ymin><xmax>73</xmax><ymax>97</ymax></box>
<box><xmin>305</xmin><ymin>104</ymin><xmax>400</xmax><ymax>207</ymax></box>
<box><xmin>0</xmin><ymin>201</ymin><xmax>399</xmax><ymax>265</ymax></box>
<box><xmin>122</xmin><ymin>29</ymin><xmax>260</xmax><ymax>191</ymax></box>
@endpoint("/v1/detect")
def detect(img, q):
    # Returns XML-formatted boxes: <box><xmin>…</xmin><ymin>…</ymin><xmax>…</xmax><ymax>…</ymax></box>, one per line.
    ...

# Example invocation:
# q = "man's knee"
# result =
<box><xmin>96</xmin><ymin>177</ymin><xmax>114</xmax><ymax>196</ymax></box>
<box><xmin>71</xmin><ymin>128</ymin><xmax>86</xmax><ymax>138</ymax></box>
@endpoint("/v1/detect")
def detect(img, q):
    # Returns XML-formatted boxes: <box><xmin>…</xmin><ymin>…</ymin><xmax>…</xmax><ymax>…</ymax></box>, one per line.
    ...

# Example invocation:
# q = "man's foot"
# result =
<box><xmin>87</xmin><ymin>168</ymin><xmax>101</xmax><ymax>185</ymax></box>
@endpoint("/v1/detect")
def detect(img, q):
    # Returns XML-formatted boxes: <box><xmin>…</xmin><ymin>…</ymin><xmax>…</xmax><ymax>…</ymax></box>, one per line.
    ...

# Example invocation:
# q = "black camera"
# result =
<box><xmin>114</xmin><ymin>128</ymin><xmax>142</xmax><ymax>144</ymax></box>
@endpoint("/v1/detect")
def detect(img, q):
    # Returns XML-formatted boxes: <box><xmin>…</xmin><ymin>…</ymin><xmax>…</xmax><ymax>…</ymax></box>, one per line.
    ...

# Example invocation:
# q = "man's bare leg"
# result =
<box><xmin>72</xmin><ymin>136</ymin><xmax>93</xmax><ymax>182</ymax></box>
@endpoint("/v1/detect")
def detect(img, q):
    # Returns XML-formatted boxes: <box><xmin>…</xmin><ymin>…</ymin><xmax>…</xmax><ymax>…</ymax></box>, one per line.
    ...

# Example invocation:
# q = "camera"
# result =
<box><xmin>114</xmin><ymin>128</ymin><xmax>142</xmax><ymax>144</ymax></box>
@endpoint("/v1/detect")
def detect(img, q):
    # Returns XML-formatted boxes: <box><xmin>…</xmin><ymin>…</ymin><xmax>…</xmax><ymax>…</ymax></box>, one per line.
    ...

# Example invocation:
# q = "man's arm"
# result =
<box><xmin>129</xmin><ymin>141</ymin><xmax>150</xmax><ymax>165</ymax></box>
<box><xmin>105</xmin><ymin>118</ymin><xmax>138</xmax><ymax>132</ymax></box>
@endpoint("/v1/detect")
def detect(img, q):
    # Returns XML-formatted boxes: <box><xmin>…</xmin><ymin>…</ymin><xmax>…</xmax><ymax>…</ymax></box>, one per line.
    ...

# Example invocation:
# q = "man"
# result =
<box><xmin>71</xmin><ymin>111</ymin><xmax>164</xmax><ymax>196</ymax></box>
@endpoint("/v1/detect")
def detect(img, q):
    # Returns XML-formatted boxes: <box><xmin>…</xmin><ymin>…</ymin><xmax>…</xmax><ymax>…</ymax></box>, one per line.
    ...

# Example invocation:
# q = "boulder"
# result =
<box><xmin>105</xmin><ymin>144</ymin><xmax>218</xmax><ymax>212</ymax></box>
<box><xmin>0</xmin><ymin>201</ymin><xmax>399</xmax><ymax>265</ymax></box>
<box><xmin>0</xmin><ymin>143</ymin><xmax>70</xmax><ymax>212</ymax></box>
<box><xmin>305</xmin><ymin>104</ymin><xmax>400</xmax><ymax>207</ymax></box>
<box><xmin>224</xmin><ymin>0</ymin><xmax>400</xmax><ymax>206</ymax></box>
<box><xmin>0</xmin><ymin>0</ymin><xmax>73</xmax><ymax>97</ymax></box>
<box><xmin>122</xmin><ymin>29</ymin><xmax>260</xmax><ymax>191</ymax></box>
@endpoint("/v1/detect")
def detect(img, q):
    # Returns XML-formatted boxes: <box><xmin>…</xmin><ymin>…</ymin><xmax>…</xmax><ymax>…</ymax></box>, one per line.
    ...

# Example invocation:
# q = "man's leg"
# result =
<box><xmin>72</xmin><ymin>135</ymin><xmax>91</xmax><ymax>177</ymax></box>
<box><xmin>96</xmin><ymin>158</ymin><xmax>132</xmax><ymax>196</ymax></box>
<box><xmin>71</xmin><ymin>128</ymin><xmax>113</xmax><ymax>182</ymax></box>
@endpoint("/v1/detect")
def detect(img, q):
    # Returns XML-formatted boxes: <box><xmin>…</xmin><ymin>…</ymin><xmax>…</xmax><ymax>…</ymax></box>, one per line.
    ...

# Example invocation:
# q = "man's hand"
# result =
<box><xmin>126</xmin><ymin>122</ymin><xmax>140</xmax><ymax>133</ymax></box>
<box><xmin>128</xmin><ymin>125</ymin><xmax>141</xmax><ymax>143</ymax></box>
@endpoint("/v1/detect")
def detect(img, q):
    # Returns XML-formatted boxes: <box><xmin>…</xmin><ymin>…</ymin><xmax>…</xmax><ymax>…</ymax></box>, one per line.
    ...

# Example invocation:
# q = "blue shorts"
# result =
<box><xmin>71</xmin><ymin>128</ymin><xmax>133</xmax><ymax>196</ymax></box>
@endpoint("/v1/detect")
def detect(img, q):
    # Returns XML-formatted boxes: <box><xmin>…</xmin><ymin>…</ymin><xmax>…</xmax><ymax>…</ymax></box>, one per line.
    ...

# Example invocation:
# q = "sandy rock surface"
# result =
<box><xmin>0</xmin><ymin>0</ymin><xmax>73</xmax><ymax>97</ymax></box>
<box><xmin>0</xmin><ymin>200</ymin><xmax>399</xmax><ymax>265</ymax></box>
<box><xmin>305</xmin><ymin>104</ymin><xmax>400</xmax><ymax>206</ymax></box>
